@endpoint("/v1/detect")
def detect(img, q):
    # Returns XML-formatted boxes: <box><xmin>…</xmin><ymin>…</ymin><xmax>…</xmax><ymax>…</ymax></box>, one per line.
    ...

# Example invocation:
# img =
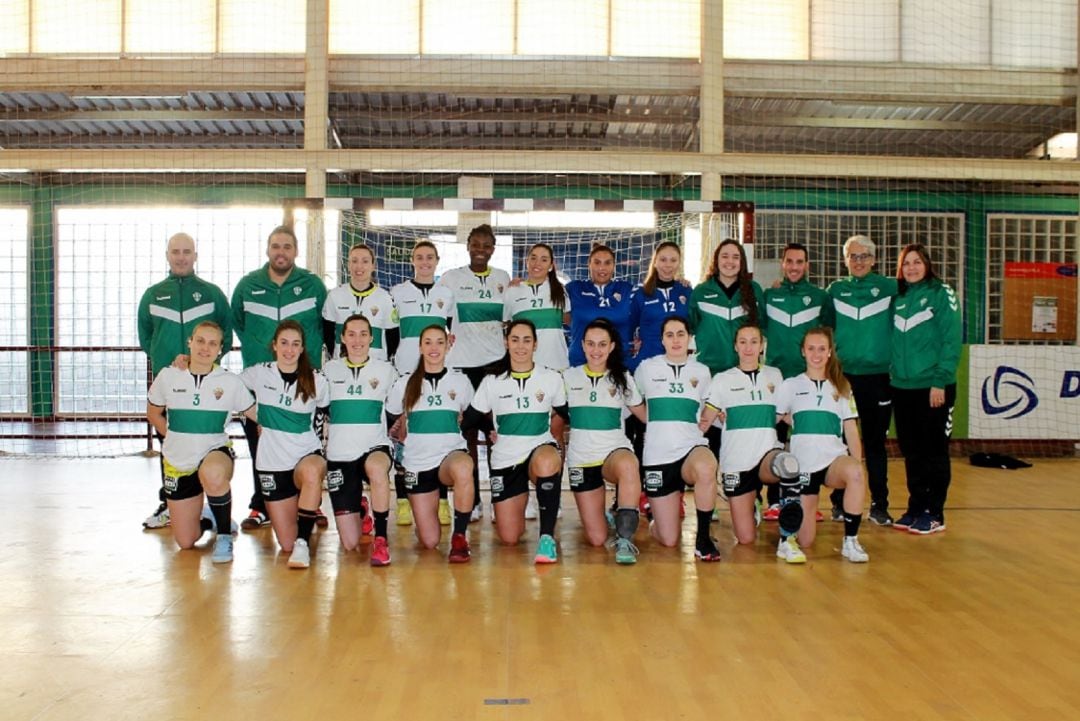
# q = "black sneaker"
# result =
<box><xmin>830</xmin><ymin>505</ymin><xmax>844</xmax><ymax>523</ymax></box>
<box><xmin>893</xmin><ymin>512</ymin><xmax>916</xmax><ymax>531</ymax></box>
<box><xmin>868</xmin><ymin>506</ymin><xmax>894</xmax><ymax>527</ymax></box>
<box><xmin>694</xmin><ymin>536</ymin><xmax>722</xmax><ymax>562</ymax></box>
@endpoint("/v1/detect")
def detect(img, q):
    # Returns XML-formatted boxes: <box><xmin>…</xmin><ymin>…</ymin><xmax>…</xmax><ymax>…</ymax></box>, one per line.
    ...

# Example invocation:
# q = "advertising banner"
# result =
<box><xmin>968</xmin><ymin>345</ymin><xmax>1080</xmax><ymax>439</ymax></box>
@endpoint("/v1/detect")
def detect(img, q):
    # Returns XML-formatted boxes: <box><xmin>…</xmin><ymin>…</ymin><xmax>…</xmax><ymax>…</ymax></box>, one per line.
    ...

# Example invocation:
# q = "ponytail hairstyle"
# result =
<box><xmin>527</xmin><ymin>242</ymin><xmax>566</xmax><ymax>311</ymax></box>
<box><xmin>338</xmin><ymin>313</ymin><xmax>372</xmax><ymax>359</ymax></box>
<box><xmin>802</xmin><ymin>326</ymin><xmax>851</xmax><ymax>400</ymax></box>
<box><xmin>642</xmin><ymin>241</ymin><xmax>681</xmax><ymax>296</ymax></box>
<box><xmin>896</xmin><ymin>243</ymin><xmax>937</xmax><ymax>295</ymax></box>
<box><xmin>486</xmin><ymin>319</ymin><xmax>538</xmax><ymax>378</ymax></box>
<box><xmin>706</xmin><ymin>238</ymin><xmax>759</xmax><ymax>327</ymax></box>
<box><xmin>582</xmin><ymin>318</ymin><xmax>630</xmax><ymax>396</ymax></box>
<box><xmin>271</xmin><ymin>320</ymin><xmax>317</xmax><ymax>403</ymax></box>
<box><xmin>402</xmin><ymin>324</ymin><xmax>449</xmax><ymax>412</ymax></box>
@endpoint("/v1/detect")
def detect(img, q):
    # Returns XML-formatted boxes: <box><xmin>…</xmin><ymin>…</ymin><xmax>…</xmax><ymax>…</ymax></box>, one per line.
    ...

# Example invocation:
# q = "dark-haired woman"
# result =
<box><xmin>628</xmin><ymin>241</ymin><xmax>692</xmax><ymax>372</ymax></box>
<box><xmin>890</xmin><ymin>244</ymin><xmax>961</xmax><ymax>535</ymax></box>
<box><xmin>633</xmin><ymin>317</ymin><xmax>721</xmax><ymax>562</ymax></box>
<box><xmin>688</xmin><ymin>239</ymin><xmax>765</xmax><ymax>376</ymax></box>
<box><xmin>384</xmin><ymin>325</ymin><xmax>475</xmax><ymax>563</ymax></box>
<box><xmin>323</xmin><ymin>314</ymin><xmax>399</xmax><ymax>566</ymax></box>
<box><xmin>566</xmin><ymin>244</ymin><xmax>634</xmax><ymax>368</ymax></box>
<box><xmin>240</xmin><ymin>321</ymin><xmax>329</xmax><ymax>569</ymax></box>
<box><xmin>775</xmin><ymin>327</ymin><xmax>869</xmax><ymax>563</ymax></box>
<box><xmin>564</xmin><ymin>319</ymin><xmax>645</xmax><ymax>564</ymax></box>
<box><xmin>503</xmin><ymin>243</ymin><xmax>571</xmax><ymax>372</ymax></box>
<box><xmin>461</xmin><ymin>319</ymin><xmax>568</xmax><ymax>564</ymax></box>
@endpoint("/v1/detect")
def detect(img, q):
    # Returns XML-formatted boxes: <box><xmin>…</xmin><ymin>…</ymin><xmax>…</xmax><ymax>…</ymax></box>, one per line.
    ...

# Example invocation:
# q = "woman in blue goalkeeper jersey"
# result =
<box><xmin>565</xmin><ymin>244</ymin><xmax>634</xmax><ymax>368</ymax></box>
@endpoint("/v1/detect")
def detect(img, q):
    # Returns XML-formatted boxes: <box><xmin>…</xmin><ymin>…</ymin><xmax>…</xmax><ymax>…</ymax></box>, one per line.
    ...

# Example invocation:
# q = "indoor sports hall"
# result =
<box><xmin>1</xmin><ymin>1</ymin><xmax>1078</xmax><ymax>719</ymax></box>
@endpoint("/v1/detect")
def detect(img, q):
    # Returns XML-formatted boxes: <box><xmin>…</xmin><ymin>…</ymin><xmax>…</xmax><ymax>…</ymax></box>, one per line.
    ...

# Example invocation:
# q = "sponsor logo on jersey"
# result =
<box><xmin>703</xmin><ymin>293</ymin><xmax>718</xmax><ymax>299</ymax></box>
<box><xmin>156</xmin><ymin>295</ymin><xmax>171</xmax><ymax>301</ymax></box>
<box><xmin>981</xmin><ymin>365</ymin><xmax>1039</xmax><ymax>419</ymax></box>
<box><xmin>213</xmin><ymin>387</ymin><xmax>224</xmax><ymax>400</ymax></box>
<box><xmin>251</xmin><ymin>289</ymin><xmax>266</xmax><ymax>295</ymax></box>
<box><xmin>172</xmin><ymin>387</ymin><xmax>187</xmax><ymax>393</ymax></box>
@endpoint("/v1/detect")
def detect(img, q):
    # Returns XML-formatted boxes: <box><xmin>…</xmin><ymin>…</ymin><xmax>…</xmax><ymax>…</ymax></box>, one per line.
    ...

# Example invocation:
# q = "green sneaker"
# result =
<box><xmin>613</xmin><ymin>537</ymin><xmax>639</xmax><ymax>565</ymax></box>
<box><xmin>534</xmin><ymin>534</ymin><xmax>558</xmax><ymax>564</ymax></box>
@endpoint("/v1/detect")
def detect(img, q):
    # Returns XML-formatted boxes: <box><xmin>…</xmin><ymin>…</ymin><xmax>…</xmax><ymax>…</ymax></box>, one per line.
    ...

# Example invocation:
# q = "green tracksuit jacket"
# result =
<box><xmin>890</xmin><ymin>277</ymin><xmax>961</xmax><ymax>389</ymax></box>
<box><xmin>232</xmin><ymin>264</ymin><xmax>327</xmax><ymax>368</ymax></box>
<box><xmin>826</xmin><ymin>273</ymin><xmax>897</xmax><ymax>376</ymax></box>
<box><xmin>688</xmin><ymin>276</ymin><xmax>766</xmax><ymax>374</ymax></box>
<box><xmin>764</xmin><ymin>277</ymin><xmax>833</xmax><ymax>379</ymax></box>
<box><xmin>137</xmin><ymin>273</ymin><xmax>232</xmax><ymax>376</ymax></box>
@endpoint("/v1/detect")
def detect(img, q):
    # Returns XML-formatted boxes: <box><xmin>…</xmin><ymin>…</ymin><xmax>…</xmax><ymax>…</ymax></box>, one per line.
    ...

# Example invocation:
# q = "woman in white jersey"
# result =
<box><xmin>323</xmin><ymin>314</ymin><xmax>399</xmax><ymax>566</ymax></box>
<box><xmin>698</xmin><ymin>325</ymin><xmax>804</xmax><ymax>563</ymax></box>
<box><xmin>461</xmin><ymin>319</ymin><xmax>568</xmax><ymax>564</ymax></box>
<box><xmin>633</xmin><ymin>316</ymin><xmax>721</xmax><ymax>562</ymax></box>
<box><xmin>322</xmin><ymin>243</ymin><xmax>399</xmax><ymax>362</ymax></box>
<box><xmin>774</xmin><ymin>327</ymin><xmax>870</xmax><ymax>563</ymax></box>
<box><xmin>384</xmin><ymin>325</ymin><xmax>475</xmax><ymax>563</ymax></box>
<box><xmin>240</xmin><ymin>321</ymin><xmax>329</xmax><ymax>569</ymax></box>
<box><xmin>147</xmin><ymin>321</ymin><xmax>254</xmax><ymax>563</ymax></box>
<box><xmin>502</xmin><ymin>242</ymin><xmax>571</xmax><ymax>371</ymax></box>
<box><xmin>564</xmin><ymin>318</ymin><xmax>645</xmax><ymax>565</ymax></box>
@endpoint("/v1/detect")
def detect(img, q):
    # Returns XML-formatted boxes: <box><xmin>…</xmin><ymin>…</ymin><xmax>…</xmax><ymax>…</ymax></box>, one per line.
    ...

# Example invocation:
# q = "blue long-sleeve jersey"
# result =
<box><xmin>565</xmin><ymin>279</ymin><xmax>635</xmax><ymax>367</ymax></box>
<box><xmin>626</xmin><ymin>280</ymin><xmax>692</xmax><ymax>371</ymax></box>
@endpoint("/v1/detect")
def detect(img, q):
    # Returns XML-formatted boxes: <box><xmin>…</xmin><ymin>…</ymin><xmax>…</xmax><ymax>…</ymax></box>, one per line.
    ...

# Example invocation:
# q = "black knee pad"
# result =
<box><xmin>778</xmin><ymin>498</ymin><xmax>803</xmax><ymax>536</ymax></box>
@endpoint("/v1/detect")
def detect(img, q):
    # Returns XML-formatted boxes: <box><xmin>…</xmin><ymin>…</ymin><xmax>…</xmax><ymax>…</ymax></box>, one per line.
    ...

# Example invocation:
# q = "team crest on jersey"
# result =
<box><xmin>803</xmin><ymin>296</ymin><xmax>812</xmax><ymax>306</ymax></box>
<box><xmin>870</xmin><ymin>287</ymin><xmax>880</xmax><ymax>297</ymax></box>
<box><xmin>535</xmin><ymin>390</ymin><xmax>545</xmax><ymax>403</ymax></box>
<box><xmin>192</xmin><ymin>291</ymin><xmax>202</xmax><ymax>302</ymax></box>
<box><xmin>497</xmin><ymin>284</ymin><xmax>505</xmax><ymax>293</ymax></box>
<box><xmin>293</xmin><ymin>287</ymin><xmax>302</xmax><ymax>296</ymax></box>
<box><xmin>920</xmin><ymin>298</ymin><xmax>928</xmax><ymax>306</ymax></box>
<box><xmin>613</xmin><ymin>292</ymin><xmax>622</xmax><ymax>302</ymax></box>
<box><xmin>436</xmin><ymin>299</ymin><xmax>445</xmax><ymax>309</ymax></box>
<box><xmin>213</xmin><ymin>387</ymin><xmax>224</xmax><ymax>400</ymax></box>
<box><xmin>690</xmin><ymin>377</ymin><xmax>699</xmax><ymax>388</ymax></box>
<box><xmin>448</xmin><ymin>389</ymin><xmax>457</xmax><ymax>401</ymax></box>
<box><xmin>767</xmin><ymin>383</ymin><xmax>775</xmax><ymax>394</ymax></box>
<box><xmin>608</xmin><ymin>386</ymin><xmax>617</xmax><ymax>397</ymax></box>
<box><xmin>369</xmin><ymin>378</ymin><xmax>380</xmax><ymax>390</ymax></box>
<box><xmin>370</xmin><ymin>305</ymin><xmax>380</xmax><ymax>316</ymax></box>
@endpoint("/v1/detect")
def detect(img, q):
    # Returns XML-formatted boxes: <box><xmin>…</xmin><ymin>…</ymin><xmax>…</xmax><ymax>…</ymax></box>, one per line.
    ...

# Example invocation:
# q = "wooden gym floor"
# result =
<box><xmin>1</xmin><ymin>456</ymin><xmax>1078</xmax><ymax>721</ymax></box>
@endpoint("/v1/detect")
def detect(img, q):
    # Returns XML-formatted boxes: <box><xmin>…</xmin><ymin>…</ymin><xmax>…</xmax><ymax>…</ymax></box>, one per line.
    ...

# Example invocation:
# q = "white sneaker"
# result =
<box><xmin>470</xmin><ymin>503</ymin><xmax>483</xmax><ymax>523</ymax></box>
<box><xmin>776</xmin><ymin>535</ymin><xmax>806</xmax><ymax>564</ymax></box>
<box><xmin>288</xmin><ymin>538</ymin><xmax>311</xmax><ymax>568</ymax></box>
<box><xmin>142</xmin><ymin>502</ymin><xmax>170</xmax><ymax>529</ymax></box>
<box><xmin>524</xmin><ymin>495</ymin><xmax>538</xmax><ymax>520</ymax></box>
<box><xmin>842</xmin><ymin>535</ymin><xmax>869</xmax><ymax>563</ymax></box>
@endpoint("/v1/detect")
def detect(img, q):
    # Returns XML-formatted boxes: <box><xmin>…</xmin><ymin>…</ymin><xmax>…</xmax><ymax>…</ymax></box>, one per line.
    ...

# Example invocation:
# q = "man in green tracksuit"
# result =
<box><xmin>137</xmin><ymin>232</ymin><xmax>232</xmax><ymax>529</ymax></box>
<box><xmin>762</xmin><ymin>242</ymin><xmax>833</xmax><ymax>518</ymax></box>
<box><xmin>232</xmin><ymin>225</ymin><xmax>328</xmax><ymax>528</ymax></box>
<box><xmin>827</xmin><ymin>235</ymin><xmax>898</xmax><ymax>526</ymax></box>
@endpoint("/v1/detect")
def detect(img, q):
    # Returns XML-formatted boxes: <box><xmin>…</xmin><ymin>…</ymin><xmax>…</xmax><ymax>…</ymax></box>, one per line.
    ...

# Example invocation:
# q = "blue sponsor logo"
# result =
<box><xmin>981</xmin><ymin>366</ymin><xmax>1039</xmax><ymax>419</ymax></box>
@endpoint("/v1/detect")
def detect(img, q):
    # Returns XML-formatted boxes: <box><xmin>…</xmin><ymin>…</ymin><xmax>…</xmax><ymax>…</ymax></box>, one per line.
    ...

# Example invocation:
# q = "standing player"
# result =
<box><xmin>565</xmin><ymin>244</ymin><xmax>634</xmax><ymax>368</ymax></box>
<box><xmin>627</xmin><ymin>241</ymin><xmax>692</xmax><ymax>372</ymax></box>
<box><xmin>384</xmin><ymin>325</ymin><xmax>475</xmax><ymax>563</ymax></box>
<box><xmin>461</xmin><ymin>320</ymin><xmax>568</xmax><ymax>564</ymax></box>
<box><xmin>563</xmin><ymin>319</ymin><xmax>645</xmax><ymax>564</ymax></box>
<box><xmin>775</xmin><ymin>327</ymin><xmax>870</xmax><ymax>562</ymax></box>
<box><xmin>138</xmin><ymin>232</ymin><xmax>232</xmax><ymax>529</ymax></box>
<box><xmin>239</xmin><ymin>321</ymin><xmax>329</xmax><ymax>569</ymax></box>
<box><xmin>827</xmin><ymin>235</ymin><xmax>898</xmax><ymax>526</ymax></box>
<box><xmin>762</xmin><ymin>242</ymin><xmax>832</xmax><ymax>521</ymax></box>
<box><xmin>232</xmin><ymin>225</ymin><xmax>327</xmax><ymax>530</ymax></box>
<box><xmin>503</xmin><ymin>242</ymin><xmax>571</xmax><ymax>372</ymax></box>
<box><xmin>634</xmin><ymin>317</ymin><xmax>721</xmax><ymax>561</ymax></box>
<box><xmin>890</xmin><ymin>244</ymin><xmax>961</xmax><ymax>535</ymax></box>
<box><xmin>439</xmin><ymin>224</ymin><xmax>510</xmax><ymax>523</ymax></box>
<box><xmin>323</xmin><ymin>314</ymin><xmax>398</xmax><ymax>566</ymax></box>
<box><xmin>146</xmin><ymin>321</ymin><xmax>253</xmax><ymax>563</ymax></box>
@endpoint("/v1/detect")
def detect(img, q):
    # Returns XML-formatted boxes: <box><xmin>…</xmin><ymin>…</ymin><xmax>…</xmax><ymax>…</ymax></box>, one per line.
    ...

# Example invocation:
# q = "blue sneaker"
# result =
<box><xmin>908</xmin><ymin>512</ymin><xmax>934</xmax><ymax>535</ymax></box>
<box><xmin>211</xmin><ymin>533</ymin><xmax>234</xmax><ymax>564</ymax></box>
<box><xmin>613</xmin><ymin>537</ymin><xmax>639</xmax><ymax>565</ymax></box>
<box><xmin>534</xmin><ymin>534</ymin><xmax>558</xmax><ymax>564</ymax></box>
<box><xmin>894</xmin><ymin>512</ymin><xmax>917</xmax><ymax>531</ymax></box>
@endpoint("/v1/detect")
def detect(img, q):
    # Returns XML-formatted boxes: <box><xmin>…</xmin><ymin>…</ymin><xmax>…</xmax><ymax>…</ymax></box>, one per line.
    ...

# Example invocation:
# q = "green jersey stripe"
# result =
<box><xmin>569</xmin><ymin>406</ymin><xmax>622</xmax><ymax>431</ymax></box>
<box><xmin>496</xmin><ymin>412</ymin><xmax>551</xmax><ymax>436</ymax></box>
<box><xmin>647</xmin><ymin>397</ymin><xmax>699</xmax><ymax>423</ymax></box>
<box><xmin>258</xmin><ymin>404</ymin><xmax>313</xmax><ymax>434</ymax></box>
<box><xmin>408</xmin><ymin>409</ymin><xmax>461</xmax><ymax>434</ymax></box>
<box><xmin>329</xmin><ymin>399</ymin><xmax>383</xmax><ymax>425</ymax></box>
<box><xmin>167</xmin><ymin>408</ymin><xmax>229</xmax><ymax>434</ymax></box>
<box><xmin>513</xmin><ymin>307</ymin><xmax>563</xmax><ymax>330</ymax></box>
<box><xmin>792</xmin><ymin>409</ymin><xmax>842</xmax><ymax>437</ymax></box>
<box><xmin>400</xmin><ymin>315</ymin><xmax>448</xmax><ymax>338</ymax></box>
<box><xmin>725</xmin><ymin>405</ymin><xmax>776</xmax><ymax>430</ymax></box>
<box><xmin>457</xmin><ymin>302</ymin><xmax>503</xmax><ymax>324</ymax></box>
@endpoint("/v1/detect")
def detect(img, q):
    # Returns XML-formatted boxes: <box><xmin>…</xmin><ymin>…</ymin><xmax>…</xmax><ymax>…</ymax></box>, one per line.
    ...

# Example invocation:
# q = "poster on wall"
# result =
<box><xmin>1002</xmin><ymin>262</ymin><xmax>1076</xmax><ymax>341</ymax></box>
<box><xmin>1032</xmin><ymin>296</ymin><xmax>1058</xmax><ymax>333</ymax></box>
<box><xmin>968</xmin><ymin>345</ymin><xmax>1080</xmax><ymax>439</ymax></box>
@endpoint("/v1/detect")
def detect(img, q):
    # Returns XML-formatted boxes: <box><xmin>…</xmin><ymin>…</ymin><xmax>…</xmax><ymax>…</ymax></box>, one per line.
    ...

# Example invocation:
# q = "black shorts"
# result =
<box><xmin>163</xmin><ymin>446</ymin><xmax>234</xmax><ymax>501</ymax></box>
<box><xmin>568</xmin><ymin>465</ymin><xmax>605</xmax><ymax>493</ymax></box>
<box><xmin>643</xmin><ymin>447</ymin><xmax>703</xmax><ymax>499</ymax></box>
<box><xmin>257</xmin><ymin>451</ymin><xmax>324</xmax><ymax>502</ymax></box>
<box><xmin>327</xmin><ymin>446</ymin><xmax>391</xmax><ymax>514</ymax></box>
<box><xmin>404</xmin><ymin>466</ymin><xmax>443</xmax><ymax>495</ymax></box>
<box><xmin>798</xmin><ymin>467</ymin><xmax>830</xmax><ymax>496</ymax></box>
<box><xmin>490</xmin><ymin>443</ymin><xmax>557</xmax><ymax>503</ymax></box>
<box><xmin>458</xmin><ymin>366</ymin><xmax>490</xmax><ymax>391</ymax></box>
<box><xmin>720</xmin><ymin>468</ymin><xmax>762</xmax><ymax>498</ymax></box>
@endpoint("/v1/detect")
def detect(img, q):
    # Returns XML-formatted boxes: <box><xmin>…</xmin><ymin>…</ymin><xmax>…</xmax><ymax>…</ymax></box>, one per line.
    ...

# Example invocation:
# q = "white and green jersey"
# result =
<box><xmin>563</xmin><ymin>365</ymin><xmax>642</xmax><ymax>468</ymax></box>
<box><xmin>323</xmin><ymin>357</ymin><xmax>398</xmax><ymax>462</ymax></box>
<box><xmin>471</xmin><ymin>367</ymin><xmax>566</xmax><ymax>469</ymax></box>
<box><xmin>634</xmin><ymin>355</ymin><xmax>711</xmax><ymax>466</ymax></box>
<box><xmin>705</xmin><ymin>365</ymin><xmax>783</xmax><ymax>473</ymax></box>
<box><xmin>775</xmin><ymin>373</ymin><xmax>858</xmax><ymax>474</ymax></box>
<box><xmin>385</xmin><ymin>370</ymin><xmax>473</xmax><ymax>472</ymax></box>
<box><xmin>322</xmin><ymin>283</ymin><xmax>397</xmax><ymax>360</ymax></box>
<box><xmin>390</xmin><ymin>280</ymin><xmax>455</xmax><ymax>373</ymax></box>
<box><xmin>503</xmin><ymin>280</ymin><xmax>571</xmax><ymax>371</ymax></box>
<box><xmin>148</xmin><ymin>366</ymin><xmax>254</xmax><ymax>473</ymax></box>
<box><xmin>240</xmin><ymin>363</ymin><xmax>329</xmax><ymax>472</ymax></box>
<box><xmin>440</xmin><ymin>265</ymin><xmax>511</xmax><ymax>369</ymax></box>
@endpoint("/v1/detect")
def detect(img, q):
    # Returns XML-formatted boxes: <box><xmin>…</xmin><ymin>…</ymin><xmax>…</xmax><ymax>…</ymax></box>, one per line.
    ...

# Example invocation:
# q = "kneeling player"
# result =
<box><xmin>146</xmin><ymin>321</ymin><xmax>254</xmax><ymax>563</ymax></box>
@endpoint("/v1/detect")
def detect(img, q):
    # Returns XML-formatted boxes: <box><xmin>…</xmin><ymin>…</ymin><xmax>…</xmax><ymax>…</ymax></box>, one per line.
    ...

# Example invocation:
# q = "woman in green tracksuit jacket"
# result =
<box><xmin>890</xmin><ymin>243</ymin><xmax>961</xmax><ymax>536</ymax></box>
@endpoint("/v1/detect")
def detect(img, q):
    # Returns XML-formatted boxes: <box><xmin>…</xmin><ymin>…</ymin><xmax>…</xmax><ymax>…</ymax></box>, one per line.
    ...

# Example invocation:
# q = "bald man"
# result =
<box><xmin>137</xmin><ymin>232</ymin><xmax>233</xmax><ymax>529</ymax></box>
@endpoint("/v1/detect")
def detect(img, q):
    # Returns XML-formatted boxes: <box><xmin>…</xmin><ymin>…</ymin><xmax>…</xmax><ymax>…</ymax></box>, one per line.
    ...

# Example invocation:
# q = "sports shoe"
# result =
<box><xmin>396</xmin><ymin>498</ymin><xmax>413</xmax><ymax>526</ymax></box>
<box><xmin>200</xmin><ymin>505</ymin><xmax>238</xmax><ymax>535</ymax></box>
<box><xmin>241</xmin><ymin>509</ymin><xmax>269</xmax><ymax>530</ymax></box>
<box><xmin>815</xmin><ymin>510</ymin><xmax>825</xmax><ymax>523</ymax></box>
<box><xmin>360</xmin><ymin>496</ymin><xmax>373</xmax><ymax>535</ymax></box>
<box><xmin>908</xmin><ymin>513</ymin><xmax>945</xmax><ymax>535</ymax></box>
<box><xmin>694</xmin><ymin>536</ymin><xmax>722</xmax><ymax>562</ymax></box>
<box><xmin>288</xmin><ymin>538</ymin><xmax>310</xmax><ymax>568</ymax></box>
<box><xmin>448</xmin><ymin>532</ymin><xmax>471</xmax><ymax>563</ymax></box>
<box><xmin>534</xmin><ymin>534</ymin><xmax>558</xmax><ymax>564</ymax></box>
<box><xmin>370</xmin><ymin>536</ymin><xmax>391</xmax><ymax>566</ymax></box>
<box><xmin>754</xmin><ymin>497</ymin><xmax>763</xmax><ymax>527</ymax></box>
<box><xmin>314</xmin><ymin>507</ymin><xmax>329</xmax><ymax>528</ymax></box>
<box><xmin>438</xmin><ymin>498</ymin><xmax>452</xmax><ymax>526</ymax></box>
<box><xmin>841</xmin><ymin>535</ymin><xmax>870</xmax><ymax>562</ymax></box>
<box><xmin>614</xmin><ymin>537</ymin><xmax>639</xmax><ymax>565</ymax></box>
<box><xmin>638</xmin><ymin>491</ymin><xmax>651</xmax><ymax>519</ymax></box>
<box><xmin>831</xmin><ymin>506</ymin><xmax>844</xmax><ymax>523</ymax></box>
<box><xmin>776</xmin><ymin>535</ymin><xmax>806</xmax><ymax>564</ymax></box>
<box><xmin>762</xmin><ymin>503</ymin><xmax>780</xmax><ymax>522</ymax></box>
<box><xmin>524</xmin><ymin>495</ymin><xmax>539</xmax><ymax>520</ymax></box>
<box><xmin>142</xmin><ymin>502</ymin><xmax>170</xmax><ymax>529</ymax></box>
<box><xmin>868</xmin><ymin>506</ymin><xmax>894</xmax><ymax>527</ymax></box>
<box><xmin>605</xmin><ymin>509</ymin><xmax>616</xmax><ymax>531</ymax></box>
<box><xmin>893</xmin><ymin>512</ymin><xmax>917</xmax><ymax>531</ymax></box>
<box><xmin>211</xmin><ymin>533</ymin><xmax>234</xmax><ymax>564</ymax></box>
<box><xmin>470</xmin><ymin>503</ymin><xmax>483</xmax><ymax>523</ymax></box>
